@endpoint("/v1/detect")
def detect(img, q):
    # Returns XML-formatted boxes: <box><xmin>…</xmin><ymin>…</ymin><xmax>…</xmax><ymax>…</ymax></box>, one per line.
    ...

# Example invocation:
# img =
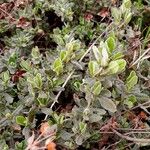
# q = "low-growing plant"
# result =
<box><xmin>0</xmin><ymin>0</ymin><xmax>150</xmax><ymax>149</ymax></box>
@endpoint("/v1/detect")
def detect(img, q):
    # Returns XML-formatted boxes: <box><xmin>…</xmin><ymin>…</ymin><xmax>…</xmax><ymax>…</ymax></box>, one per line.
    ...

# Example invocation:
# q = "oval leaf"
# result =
<box><xmin>106</xmin><ymin>37</ymin><xmax>116</xmax><ymax>53</ymax></box>
<box><xmin>88</xmin><ymin>61</ymin><xmax>100</xmax><ymax>77</ymax></box>
<box><xmin>91</xmin><ymin>81</ymin><xmax>102</xmax><ymax>95</ymax></box>
<box><xmin>92</xmin><ymin>46</ymin><xmax>101</xmax><ymax>62</ymax></box>
<box><xmin>99</xmin><ymin>97</ymin><xmax>117</xmax><ymax>113</ymax></box>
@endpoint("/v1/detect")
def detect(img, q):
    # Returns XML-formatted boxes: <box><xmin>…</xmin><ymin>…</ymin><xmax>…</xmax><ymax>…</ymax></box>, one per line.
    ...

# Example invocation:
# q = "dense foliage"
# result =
<box><xmin>0</xmin><ymin>0</ymin><xmax>150</xmax><ymax>149</ymax></box>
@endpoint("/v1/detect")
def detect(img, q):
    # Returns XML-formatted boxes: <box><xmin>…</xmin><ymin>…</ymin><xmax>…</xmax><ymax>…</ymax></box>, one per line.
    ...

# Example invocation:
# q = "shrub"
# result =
<box><xmin>0</xmin><ymin>0</ymin><xmax>150</xmax><ymax>149</ymax></box>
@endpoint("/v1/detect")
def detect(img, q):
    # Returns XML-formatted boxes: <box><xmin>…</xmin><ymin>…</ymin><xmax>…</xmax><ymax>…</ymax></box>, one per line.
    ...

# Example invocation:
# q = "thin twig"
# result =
<box><xmin>44</xmin><ymin>71</ymin><xmax>74</xmax><ymax>120</ymax></box>
<box><xmin>130</xmin><ymin>48</ymin><xmax>150</xmax><ymax>67</ymax></box>
<box><xmin>115</xmin><ymin>128</ymin><xmax>150</xmax><ymax>131</ymax></box>
<box><xmin>125</xmin><ymin>131</ymin><xmax>150</xmax><ymax>135</ymax></box>
<box><xmin>112</xmin><ymin>128</ymin><xmax>150</xmax><ymax>143</ymax></box>
<box><xmin>44</xmin><ymin>23</ymin><xmax>112</xmax><ymax>120</ymax></box>
<box><xmin>35</xmin><ymin>134</ymin><xmax>55</xmax><ymax>145</ymax></box>
<box><xmin>50</xmin><ymin>71</ymin><xmax>74</xmax><ymax>108</ymax></box>
<box><xmin>36</xmin><ymin>147</ymin><xmax>46</xmax><ymax>150</ymax></box>
<box><xmin>79</xmin><ymin>23</ymin><xmax>112</xmax><ymax>62</ymax></box>
<box><xmin>0</xmin><ymin>6</ymin><xmax>16</xmax><ymax>21</ymax></box>
<box><xmin>0</xmin><ymin>104</ymin><xmax>23</xmax><ymax>128</ymax></box>
<box><xmin>131</xmin><ymin>101</ymin><xmax>150</xmax><ymax>110</ymax></box>
<box><xmin>105</xmin><ymin>140</ymin><xmax>122</xmax><ymax>150</ymax></box>
<box><xmin>140</xmin><ymin>105</ymin><xmax>150</xmax><ymax>116</ymax></box>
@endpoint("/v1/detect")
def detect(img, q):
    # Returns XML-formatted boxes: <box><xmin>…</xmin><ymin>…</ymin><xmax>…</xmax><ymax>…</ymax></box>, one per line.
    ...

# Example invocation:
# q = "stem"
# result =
<box><xmin>112</xmin><ymin>128</ymin><xmax>150</xmax><ymax>143</ymax></box>
<box><xmin>130</xmin><ymin>48</ymin><xmax>150</xmax><ymax>67</ymax></box>
<box><xmin>34</xmin><ymin>133</ymin><xmax>43</xmax><ymax>143</ymax></box>
<box><xmin>36</xmin><ymin>147</ymin><xmax>46</xmax><ymax>150</ymax></box>
<box><xmin>44</xmin><ymin>71</ymin><xmax>74</xmax><ymax>120</ymax></box>
<box><xmin>35</xmin><ymin>134</ymin><xmax>55</xmax><ymax>145</ymax></box>
<box><xmin>44</xmin><ymin>23</ymin><xmax>112</xmax><ymax>120</ymax></box>
<box><xmin>131</xmin><ymin>101</ymin><xmax>150</xmax><ymax>110</ymax></box>
<box><xmin>125</xmin><ymin>131</ymin><xmax>150</xmax><ymax>135</ymax></box>
<box><xmin>0</xmin><ymin>6</ymin><xmax>16</xmax><ymax>21</ymax></box>
<box><xmin>116</xmin><ymin>128</ymin><xmax>150</xmax><ymax>131</ymax></box>
<box><xmin>79</xmin><ymin>23</ymin><xmax>112</xmax><ymax>62</ymax></box>
<box><xmin>0</xmin><ymin>104</ymin><xmax>23</xmax><ymax>128</ymax></box>
<box><xmin>105</xmin><ymin>140</ymin><xmax>122</xmax><ymax>150</ymax></box>
<box><xmin>52</xmin><ymin>70</ymin><xmax>74</xmax><ymax>105</ymax></box>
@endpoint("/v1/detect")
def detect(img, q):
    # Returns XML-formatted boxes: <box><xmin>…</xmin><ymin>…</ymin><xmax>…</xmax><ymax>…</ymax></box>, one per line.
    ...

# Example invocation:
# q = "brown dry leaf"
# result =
<box><xmin>11</xmin><ymin>70</ymin><xmax>26</xmax><ymax>82</ymax></box>
<box><xmin>125</xmin><ymin>111</ymin><xmax>136</xmax><ymax>121</ymax></box>
<box><xmin>40</xmin><ymin>122</ymin><xmax>50</xmax><ymax>135</ymax></box>
<box><xmin>97</xmin><ymin>8</ymin><xmax>109</xmax><ymax>18</ymax></box>
<box><xmin>16</xmin><ymin>17</ymin><xmax>30</xmax><ymax>29</ymax></box>
<box><xmin>15</xmin><ymin>0</ymin><xmax>29</xmax><ymax>7</ymax></box>
<box><xmin>99</xmin><ymin>118</ymin><xmax>118</xmax><ymax>149</ymax></box>
<box><xmin>138</xmin><ymin>111</ymin><xmax>148</xmax><ymax>120</ymax></box>
<box><xmin>111</xmin><ymin>0</ymin><xmax>117</xmax><ymax>5</ymax></box>
<box><xmin>40</xmin><ymin>122</ymin><xmax>57</xmax><ymax>137</ymax></box>
<box><xmin>100</xmin><ymin>117</ymin><xmax>119</xmax><ymax>131</ymax></box>
<box><xmin>47</xmin><ymin>142</ymin><xmax>56</xmax><ymax>150</ymax></box>
<box><xmin>25</xmin><ymin>131</ymin><xmax>40</xmax><ymax>150</ymax></box>
<box><xmin>129</xmin><ymin>37</ymin><xmax>141</xmax><ymax>51</ymax></box>
<box><xmin>45</xmin><ymin>140</ymin><xmax>56</xmax><ymax>150</ymax></box>
<box><xmin>0</xmin><ymin>2</ymin><xmax>14</xmax><ymax>19</ymax></box>
<box><xmin>12</xmin><ymin>124</ymin><xmax>21</xmax><ymax>131</ymax></box>
<box><xmin>84</xmin><ymin>13</ymin><xmax>93</xmax><ymax>21</ymax></box>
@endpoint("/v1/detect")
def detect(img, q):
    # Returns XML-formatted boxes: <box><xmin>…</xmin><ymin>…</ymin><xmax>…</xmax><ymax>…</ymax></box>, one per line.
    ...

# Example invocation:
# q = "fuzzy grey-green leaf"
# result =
<box><xmin>99</xmin><ymin>97</ymin><xmax>117</xmax><ymax>113</ymax></box>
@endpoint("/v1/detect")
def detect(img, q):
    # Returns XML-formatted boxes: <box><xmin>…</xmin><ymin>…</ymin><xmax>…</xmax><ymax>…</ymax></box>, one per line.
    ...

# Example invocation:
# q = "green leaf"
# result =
<box><xmin>16</xmin><ymin>116</ymin><xmax>27</xmax><ymax>126</ymax></box>
<box><xmin>88</xmin><ymin>61</ymin><xmax>100</xmax><ymax>77</ymax></box>
<box><xmin>53</xmin><ymin>34</ymin><xmax>64</xmax><ymax>46</ymax></box>
<box><xmin>37</xmin><ymin>92</ymin><xmax>48</xmax><ymax>106</ymax></box>
<box><xmin>111</xmin><ymin>52</ymin><xmax>124</xmax><ymax>60</ymax></box>
<box><xmin>124</xmin><ymin>95</ymin><xmax>136</xmax><ymax>108</ymax></box>
<box><xmin>60</xmin><ymin>51</ymin><xmax>67</xmax><ymax>62</ymax></box>
<box><xmin>8</xmin><ymin>52</ymin><xmax>17</xmax><ymax>67</ymax></box>
<box><xmin>52</xmin><ymin>58</ymin><xmax>63</xmax><ymax>75</ymax></box>
<box><xmin>124</xmin><ymin>12</ymin><xmax>132</xmax><ymax>24</ymax></box>
<box><xmin>107</xmin><ymin>59</ymin><xmax>126</xmax><ymax>74</ymax></box>
<box><xmin>31</xmin><ymin>46</ymin><xmax>40</xmax><ymax>59</ymax></box>
<box><xmin>20</xmin><ymin>59</ymin><xmax>31</xmax><ymax>71</ymax></box>
<box><xmin>107</xmin><ymin>61</ymin><xmax>119</xmax><ymax>74</ymax></box>
<box><xmin>99</xmin><ymin>42</ymin><xmax>109</xmax><ymax>67</ymax></box>
<box><xmin>106</xmin><ymin>37</ymin><xmax>116</xmax><ymax>53</ymax></box>
<box><xmin>117</xmin><ymin>59</ymin><xmax>126</xmax><ymax>72</ymax></box>
<box><xmin>92</xmin><ymin>46</ymin><xmax>101</xmax><ymax>62</ymax></box>
<box><xmin>79</xmin><ymin>122</ymin><xmax>87</xmax><ymax>133</ymax></box>
<box><xmin>126</xmin><ymin>71</ymin><xmax>138</xmax><ymax>91</ymax></box>
<box><xmin>99</xmin><ymin>97</ymin><xmax>117</xmax><ymax>113</ymax></box>
<box><xmin>123</xmin><ymin>0</ymin><xmax>131</xmax><ymax>8</ymax></box>
<box><xmin>92</xmin><ymin>81</ymin><xmax>102</xmax><ymax>95</ymax></box>
<box><xmin>1</xmin><ymin>71</ymin><xmax>10</xmax><ymax>84</ymax></box>
<box><xmin>34</xmin><ymin>73</ymin><xmax>42</xmax><ymax>89</ymax></box>
<box><xmin>111</xmin><ymin>7</ymin><xmax>121</xmax><ymax>23</ymax></box>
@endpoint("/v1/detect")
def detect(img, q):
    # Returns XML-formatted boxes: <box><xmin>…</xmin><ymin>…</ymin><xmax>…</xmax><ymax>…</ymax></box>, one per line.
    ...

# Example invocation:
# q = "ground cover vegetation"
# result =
<box><xmin>0</xmin><ymin>0</ymin><xmax>150</xmax><ymax>149</ymax></box>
